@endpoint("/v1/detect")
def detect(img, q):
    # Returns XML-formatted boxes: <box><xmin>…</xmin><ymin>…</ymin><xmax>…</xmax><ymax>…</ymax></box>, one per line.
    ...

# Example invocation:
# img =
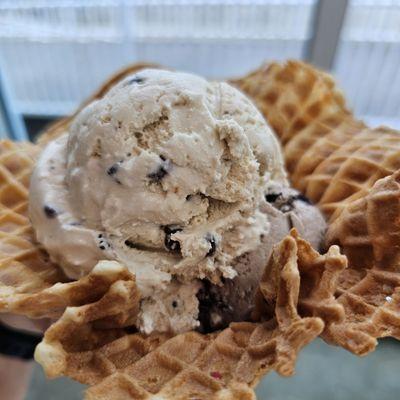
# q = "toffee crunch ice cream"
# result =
<box><xmin>29</xmin><ymin>69</ymin><xmax>326</xmax><ymax>334</ymax></box>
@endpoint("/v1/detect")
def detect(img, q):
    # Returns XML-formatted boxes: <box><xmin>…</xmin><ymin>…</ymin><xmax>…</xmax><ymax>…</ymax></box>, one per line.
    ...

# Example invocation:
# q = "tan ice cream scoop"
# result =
<box><xmin>29</xmin><ymin>68</ymin><xmax>326</xmax><ymax>335</ymax></box>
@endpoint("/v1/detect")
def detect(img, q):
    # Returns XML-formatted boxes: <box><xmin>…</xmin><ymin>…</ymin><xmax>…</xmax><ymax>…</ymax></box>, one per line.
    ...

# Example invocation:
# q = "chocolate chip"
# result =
<box><xmin>69</xmin><ymin>221</ymin><xmax>81</xmax><ymax>226</ymax></box>
<box><xmin>148</xmin><ymin>157</ymin><xmax>170</xmax><ymax>183</ymax></box>
<box><xmin>293</xmin><ymin>193</ymin><xmax>311</xmax><ymax>204</ymax></box>
<box><xmin>106</xmin><ymin>163</ymin><xmax>122</xmax><ymax>184</ymax></box>
<box><xmin>43</xmin><ymin>205</ymin><xmax>57</xmax><ymax>219</ymax></box>
<box><xmin>107</xmin><ymin>164</ymin><xmax>119</xmax><ymax>176</ymax></box>
<box><xmin>124</xmin><ymin>239</ymin><xmax>136</xmax><ymax>248</ymax></box>
<box><xmin>206</xmin><ymin>234</ymin><xmax>216</xmax><ymax>257</ymax></box>
<box><xmin>287</xmin><ymin>214</ymin><xmax>294</xmax><ymax>229</ymax></box>
<box><xmin>172</xmin><ymin>300</ymin><xmax>178</xmax><ymax>308</ymax></box>
<box><xmin>266</xmin><ymin>191</ymin><xmax>312</xmax><ymax>213</ymax></box>
<box><xmin>196</xmin><ymin>280</ymin><xmax>232</xmax><ymax>333</ymax></box>
<box><xmin>163</xmin><ymin>225</ymin><xmax>182</xmax><ymax>253</ymax></box>
<box><xmin>124</xmin><ymin>239</ymin><xmax>157</xmax><ymax>251</ymax></box>
<box><xmin>99</xmin><ymin>245</ymin><xmax>105</xmax><ymax>250</ymax></box>
<box><xmin>265</xmin><ymin>193</ymin><xmax>281</xmax><ymax>203</ymax></box>
<box><xmin>126</xmin><ymin>76</ymin><xmax>145</xmax><ymax>85</ymax></box>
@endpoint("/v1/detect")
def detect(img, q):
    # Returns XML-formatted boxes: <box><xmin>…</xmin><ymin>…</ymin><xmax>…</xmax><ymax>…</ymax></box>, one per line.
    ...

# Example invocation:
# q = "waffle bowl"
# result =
<box><xmin>35</xmin><ymin>230</ymin><xmax>342</xmax><ymax>400</ymax></box>
<box><xmin>0</xmin><ymin>140</ymin><xmax>65</xmax><ymax>315</ymax></box>
<box><xmin>233</xmin><ymin>60</ymin><xmax>400</xmax><ymax>355</ymax></box>
<box><xmin>232</xmin><ymin>61</ymin><xmax>400</xmax><ymax>220</ymax></box>
<box><xmin>0</xmin><ymin>137</ymin><xmax>340</xmax><ymax>398</ymax></box>
<box><xmin>1</xmin><ymin>60</ymin><xmax>400</xmax><ymax>398</ymax></box>
<box><xmin>321</xmin><ymin>170</ymin><xmax>400</xmax><ymax>355</ymax></box>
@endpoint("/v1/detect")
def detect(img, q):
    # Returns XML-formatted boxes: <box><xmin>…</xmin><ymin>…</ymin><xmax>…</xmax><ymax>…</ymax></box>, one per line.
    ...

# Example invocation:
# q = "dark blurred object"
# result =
<box><xmin>24</xmin><ymin>116</ymin><xmax>55</xmax><ymax>142</ymax></box>
<box><xmin>0</xmin><ymin>323</ymin><xmax>41</xmax><ymax>360</ymax></box>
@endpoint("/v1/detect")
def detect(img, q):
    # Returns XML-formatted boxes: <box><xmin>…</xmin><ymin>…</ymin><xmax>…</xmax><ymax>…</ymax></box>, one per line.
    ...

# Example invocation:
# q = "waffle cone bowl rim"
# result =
<box><xmin>1</xmin><ymin>59</ymin><xmax>400</xmax><ymax>399</ymax></box>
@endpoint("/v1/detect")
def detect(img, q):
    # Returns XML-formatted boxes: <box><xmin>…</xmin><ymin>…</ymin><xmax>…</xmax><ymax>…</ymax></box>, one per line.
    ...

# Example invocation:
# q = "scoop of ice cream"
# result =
<box><xmin>197</xmin><ymin>186</ymin><xmax>326</xmax><ymax>331</ymax></box>
<box><xmin>29</xmin><ymin>69</ymin><xmax>325</xmax><ymax>335</ymax></box>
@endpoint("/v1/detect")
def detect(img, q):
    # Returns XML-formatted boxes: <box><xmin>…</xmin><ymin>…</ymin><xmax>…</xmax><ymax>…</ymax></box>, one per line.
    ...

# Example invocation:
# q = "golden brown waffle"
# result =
<box><xmin>230</xmin><ymin>60</ymin><xmax>351</xmax><ymax>145</ymax></box>
<box><xmin>254</xmin><ymin>230</ymin><xmax>346</xmax><ymax>327</ymax></box>
<box><xmin>3</xmin><ymin>60</ymin><xmax>400</xmax><ymax>399</ymax></box>
<box><xmin>322</xmin><ymin>266</ymin><xmax>400</xmax><ymax>355</ymax></box>
<box><xmin>232</xmin><ymin>61</ymin><xmax>400</xmax><ymax>223</ymax></box>
<box><xmin>231</xmin><ymin>61</ymin><xmax>366</xmax><ymax>218</ymax></box>
<box><xmin>327</xmin><ymin>170</ymin><xmax>400</xmax><ymax>270</ymax></box>
<box><xmin>233</xmin><ymin>60</ymin><xmax>400</xmax><ymax>355</ymax></box>
<box><xmin>35</xmin><ymin>230</ymin><xmax>328</xmax><ymax>400</ymax></box>
<box><xmin>0</xmin><ymin>140</ymin><xmax>65</xmax><ymax>314</ymax></box>
<box><xmin>320</xmin><ymin>171</ymin><xmax>400</xmax><ymax>354</ymax></box>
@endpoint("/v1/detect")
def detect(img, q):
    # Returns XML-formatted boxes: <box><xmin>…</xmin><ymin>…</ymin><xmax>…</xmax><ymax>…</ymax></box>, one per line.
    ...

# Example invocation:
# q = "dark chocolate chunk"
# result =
<box><xmin>196</xmin><ymin>281</ymin><xmax>214</xmax><ymax>333</ymax></box>
<box><xmin>107</xmin><ymin>164</ymin><xmax>119</xmax><ymax>176</ymax></box>
<box><xmin>163</xmin><ymin>225</ymin><xmax>182</xmax><ymax>253</ymax></box>
<box><xmin>196</xmin><ymin>280</ymin><xmax>232</xmax><ymax>333</ymax></box>
<box><xmin>124</xmin><ymin>240</ymin><xmax>159</xmax><ymax>252</ymax></box>
<box><xmin>206</xmin><ymin>234</ymin><xmax>216</xmax><ymax>257</ymax></box>
<box><xmin>148</xmin><ymin>157</ymin><xmax>170</xmax><ymax>183</ymax></box>
<box><xmin>148</xmin><ymin>166</ymin><xmax>168</xmax><ymax>182</ymax></box>
<box><xmin>265</xmin><ymin>193</ymin><xmax>281</xmax><ymax>203</ymax></box>
<box><xmin>106</xmin><ymin>163</ymin><xmax>122</xmax><ymax>184</ymax></box>
<box><xmin>126</xmin><ymin>76</ymin><xmax>145</xmax><ymax>85</ymax></box>
<box><xmin>124</xmin><ymin>239</ymin><xmax>136</xmax><ymax>248</ymax></box>
<box><xmin>43</xmin><ymin>205</ymin><xmax>57</xmax><ymax>219</ymax></box>
<box><xmin>287</xmin><ymin>214</ymin><xmax>294</xmax><ymax>230</ymax></box>
<box><xmin>265</xmin><ymin>191</ymin><xmax>311</xmax><ymax>213</ymax></box>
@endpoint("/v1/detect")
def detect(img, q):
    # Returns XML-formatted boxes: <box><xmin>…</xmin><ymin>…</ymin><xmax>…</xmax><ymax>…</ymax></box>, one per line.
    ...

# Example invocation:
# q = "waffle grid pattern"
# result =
<box><xmin>36</xmin><ymin>232</ymin><xmax>327</xmax><ymax>400</ymax></box>
<box><xmin>322</xmin><ymin>171</ymin><xmax>400</xmax><ymax>354</ymax></box>
<box><xmin>0</xmin><ymin>141</ymin><xmax>66</xmax><ymax>310</ymax></box>
<box><xmin>233</xmin><ymin>61</ymin><xmax>400</xmax><ymax>222</ymax></box>
<box><xmin>85</xmin><ymin>318</ymin><xmax>320</xmax><ymax>400</ymax></box>
<box><xmin>2</xmin><ymin>61</ymin><xmax>400</xmax><ymax>399</ymax></box>
<box><xmin>234</xmin><ymin>60</ymin><xmax>400</xmax><ymax>355</ymax></box>
<box><xmin>323</xmin><ymin>268</ymin><xmax>400</xmax><ymax>355</ymax></box>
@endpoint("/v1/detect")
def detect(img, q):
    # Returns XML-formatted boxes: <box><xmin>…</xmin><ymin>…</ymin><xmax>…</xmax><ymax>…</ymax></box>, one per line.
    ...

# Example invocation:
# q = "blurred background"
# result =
<box><xmin>1</xmin><ymin>0</ymin><xmax>400</xmax><ymax>142</ymax></box>
<box><xmin>0</xmin><ymin>1</ymin><xmax>399</xmax><ymax>399</ymax></box>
